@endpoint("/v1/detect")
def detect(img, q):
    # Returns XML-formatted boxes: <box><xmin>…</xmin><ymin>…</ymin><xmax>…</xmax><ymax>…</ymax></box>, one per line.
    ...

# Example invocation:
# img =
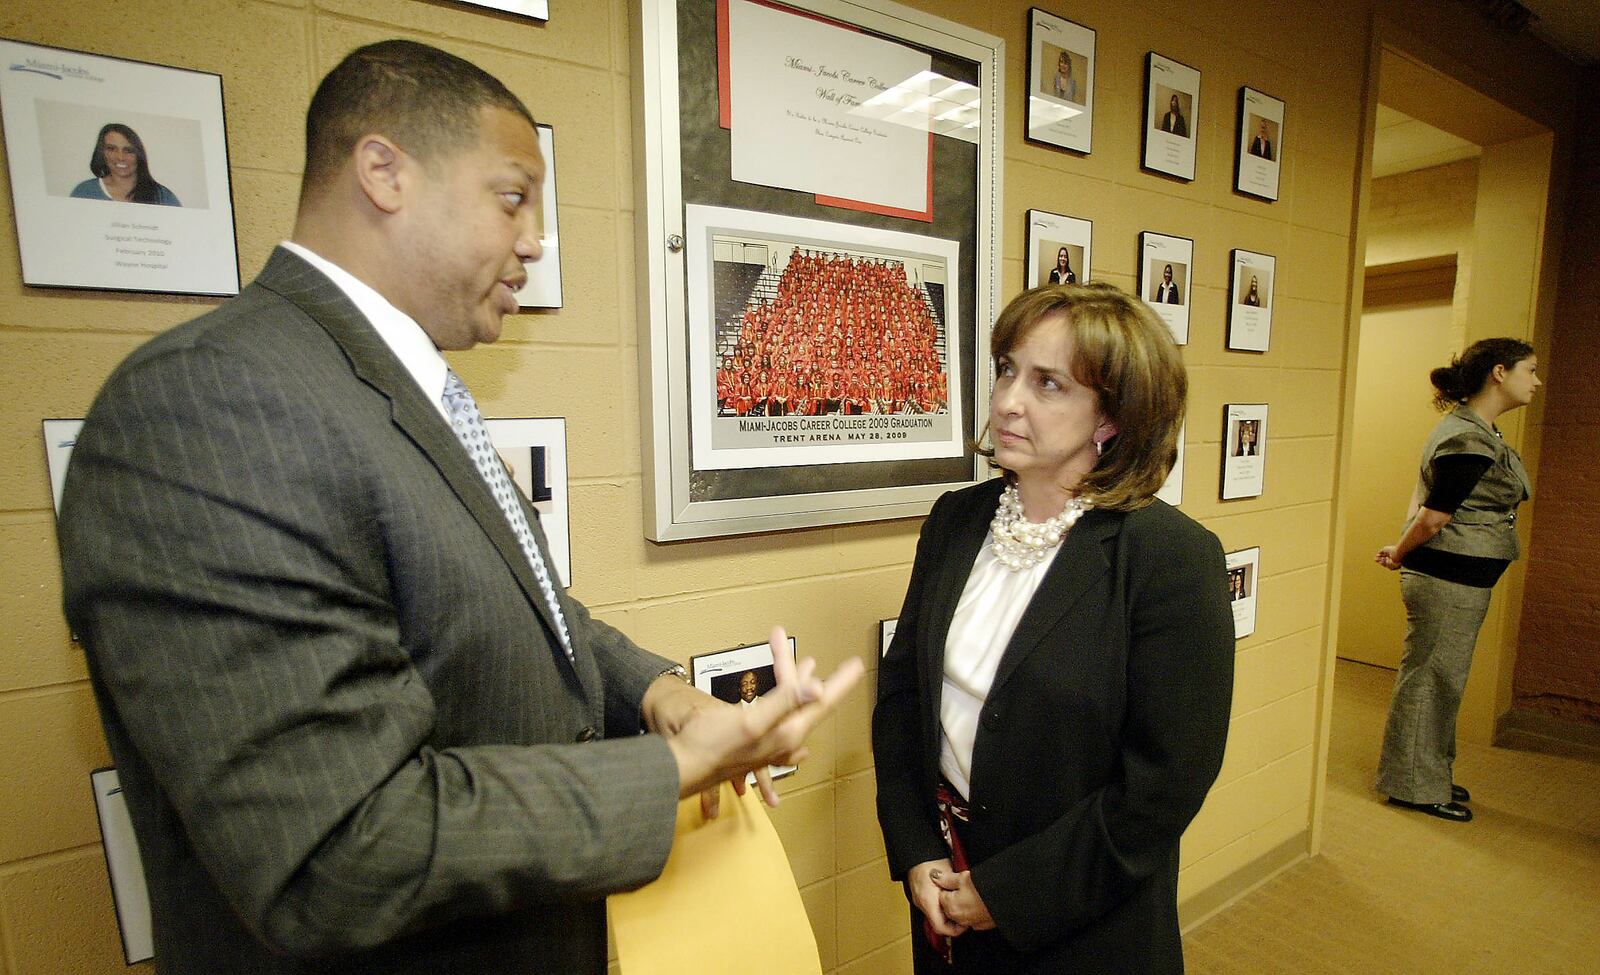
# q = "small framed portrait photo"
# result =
<box><xmin>1142</xmin><ymin>52</ymin><xmax>1200</xmax><ymax>181</ymax></box>
<box><xmin>1155</xmin><ymin>422</ymin><xmax>1184</xmax><ymax>507</ymax></box>
<box><xmin>691</xmin><ymin>635</ymin><xmax>800</xmax><ymax>783</ymax></box>
<box><xmin>42</xmin><ymin>418</ymin><xmax>85</xmax><ymax>516</ymax></box>
<box><xmin>1235</xmin><ymin>87</ymin><xmax>1285</xmax><ymax>201</ymax></box>
<box><xmin>1138</xmin><ymin>231</ymin><xmax>1194</xmax><ymax>344</ymax></box>
<box><xmin>515</xmin><ymin>123</ymin><xmax>562</xmax><ymax>308</ymax></box>
<box><xmin>0</xmin><ymin>38</ymin><xmax>239</xmax><ymax>295</ymax></box>
<box><xmin>1027</xmin><ymin>209</ymin><xmax>1092</xmax><ymax>288</ymax></box>
<box><xmin>1026</xmin><ymin>9</ymin><xmax>1096</xmax><ymax>154</ymax></box>
<box><xmin>1227</xmin><ymin>249</ymin><xmax>1276</xmax><ymax>352</ymax></box>
<box><xmin>1225</xmin><ymin>547</ymin><xmax>1261</xmax><ymax>639</ymax></box>
<box><xmin>483</xmin><ymin>417</ymin><xmax>571</xmax><ymax>587</ymax></box>
<box><xmin>1221</xmin><ymin>403</ymin><xmax>1268</xmax><ymax>500</ymax></box>
<box><xmin>457</xmin><ymin>0</ymin><xmax>548</xmax><ymax>19</ymax></box>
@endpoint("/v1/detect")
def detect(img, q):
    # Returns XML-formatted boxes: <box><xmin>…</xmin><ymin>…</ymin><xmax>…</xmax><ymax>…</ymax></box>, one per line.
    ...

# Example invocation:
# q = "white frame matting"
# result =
<box><xmin>483</xmin><ymin>417</ymin><xmax>572</xmax><ymax>588</ymax></box>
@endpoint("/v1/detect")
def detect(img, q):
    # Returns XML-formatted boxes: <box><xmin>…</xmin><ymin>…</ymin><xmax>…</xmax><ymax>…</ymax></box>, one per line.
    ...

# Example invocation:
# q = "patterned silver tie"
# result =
<box><xmin>442</xmin><ymin>369</ymin><xmax>573</xmax><ymax>661</ymax></box>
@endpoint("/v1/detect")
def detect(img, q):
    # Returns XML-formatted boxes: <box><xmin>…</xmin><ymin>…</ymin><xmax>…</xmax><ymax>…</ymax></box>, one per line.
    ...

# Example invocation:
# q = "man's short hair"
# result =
<box><xmin>303</xmin><ymin>40</ymin><xmax>537</xmax><ymax>191</ymax></box>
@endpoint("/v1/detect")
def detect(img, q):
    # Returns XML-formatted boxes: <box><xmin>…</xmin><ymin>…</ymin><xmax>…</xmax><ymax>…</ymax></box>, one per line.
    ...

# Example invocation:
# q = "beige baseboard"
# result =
<box><xmin>1178</xmin><ymin>830</ymin><xmax>1309</xmax><ymax>933</ymax></box>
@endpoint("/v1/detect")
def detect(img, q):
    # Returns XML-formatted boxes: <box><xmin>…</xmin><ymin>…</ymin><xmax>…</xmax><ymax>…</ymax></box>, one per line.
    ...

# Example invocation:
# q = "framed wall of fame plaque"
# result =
<box><xmin>634</xmin><ymin>0</ymin><xmax>1003</xmax><ymax>540</ymax></box>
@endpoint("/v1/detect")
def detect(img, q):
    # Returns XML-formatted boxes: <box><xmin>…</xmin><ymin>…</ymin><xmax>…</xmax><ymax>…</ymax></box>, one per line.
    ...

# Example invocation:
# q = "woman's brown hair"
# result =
<box><xmin>978</xmin><ymin>282</ymin><xmax>1186</xmax><ymax>511</ymax></box>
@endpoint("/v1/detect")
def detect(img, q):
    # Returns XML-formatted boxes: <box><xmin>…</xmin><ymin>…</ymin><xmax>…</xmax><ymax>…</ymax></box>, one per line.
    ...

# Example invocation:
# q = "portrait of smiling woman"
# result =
<box><xmin>874</xmin><ymin>283</ymin><xmax>1235</xmax><ymax>973</ymax></box>
<box><xmin>70</xmin><ymin>122</ymin><xmax>182</xmax><ymax>206</ymax></box>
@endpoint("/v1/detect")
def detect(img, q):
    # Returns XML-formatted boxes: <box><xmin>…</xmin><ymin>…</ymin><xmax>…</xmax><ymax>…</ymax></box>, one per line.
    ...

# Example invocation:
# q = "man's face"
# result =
<box><xmin>740</xmin><ymin>671</ymin><xmax>759</xmax><ymax>702</ymax></box>
<box><xmin>1170</xmin><ymin>94</ymin><xmax>1180</xmax><ymax>113</ymax></box>
<box><xmin>400</xmin><ymin>107</ymin><xmax>544</xmax><ymax>350</ymax></box>
<box><xmin>1163</xmin><ymin>265</ymin><xmax>1173</xmax><ymax>283</ymax></box>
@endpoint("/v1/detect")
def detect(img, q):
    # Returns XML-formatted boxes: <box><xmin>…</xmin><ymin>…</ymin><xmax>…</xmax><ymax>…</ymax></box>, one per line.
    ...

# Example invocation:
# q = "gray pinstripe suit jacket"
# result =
<box><xmin>59</xmin><ymin>247</ymin><xmax>681</xmax><ymax>974</ymax></box>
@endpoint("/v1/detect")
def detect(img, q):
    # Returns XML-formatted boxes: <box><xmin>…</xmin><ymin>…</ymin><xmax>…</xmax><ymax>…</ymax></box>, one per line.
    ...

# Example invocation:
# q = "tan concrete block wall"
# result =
<box><xmin>0</xmin><ymin>2</ymin><xmax>1581</xmax><ymax>973</ymax></box>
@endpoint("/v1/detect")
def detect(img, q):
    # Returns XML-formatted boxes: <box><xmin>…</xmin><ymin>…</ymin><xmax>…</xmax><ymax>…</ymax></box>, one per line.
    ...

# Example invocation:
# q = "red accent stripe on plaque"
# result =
<box><xmin>717</xmin><ymin>0</ymin><xmax>731</xmax><ymax>128</ymax></box>
<box><xmin>814</xmin><ymin>131</ymin><xmax>935</xmax><ymax>222</ymax></box>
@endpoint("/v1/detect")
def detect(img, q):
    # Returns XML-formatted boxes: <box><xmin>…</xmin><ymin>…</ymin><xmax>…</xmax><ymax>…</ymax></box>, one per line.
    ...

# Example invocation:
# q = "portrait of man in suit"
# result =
<box><xmin>56</xmin><ymin>40</ymin><xmax>858</xmax><ymax>975</ymax></box>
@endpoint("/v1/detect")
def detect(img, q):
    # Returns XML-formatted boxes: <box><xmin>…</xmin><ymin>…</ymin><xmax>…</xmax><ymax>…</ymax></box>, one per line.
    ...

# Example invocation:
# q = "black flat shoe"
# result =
<box><xmin>1387</xmin><ymin>797</ymin><xmax>1473</xmax><ymax>822</ymax></box>
<box><xmin>1451</xmin><ymin>784</ymin><xmax>1470</xmax><ymax>803</ymax></box>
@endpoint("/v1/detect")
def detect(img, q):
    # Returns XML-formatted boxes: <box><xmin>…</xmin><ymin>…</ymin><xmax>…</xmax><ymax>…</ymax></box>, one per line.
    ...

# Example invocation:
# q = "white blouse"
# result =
<box><xmin>938</xmin><ymin>531</ymin><xmax>1060</xmax><ymax>799</ymax></box>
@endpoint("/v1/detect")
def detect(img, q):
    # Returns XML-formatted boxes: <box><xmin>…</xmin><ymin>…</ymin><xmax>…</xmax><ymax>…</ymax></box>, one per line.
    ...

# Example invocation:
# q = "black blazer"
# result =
<box><xmin>874</xmin><ymin>479</ymin><xmax>1234</xmax><ymax>974</ymax></box>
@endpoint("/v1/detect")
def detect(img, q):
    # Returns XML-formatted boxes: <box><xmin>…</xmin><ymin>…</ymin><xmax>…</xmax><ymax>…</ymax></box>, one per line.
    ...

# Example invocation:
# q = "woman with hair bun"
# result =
<box><xmin>1374</xmin><ymin>337</ymin><xmax>1540</xmax><ymax>822</ymax></box>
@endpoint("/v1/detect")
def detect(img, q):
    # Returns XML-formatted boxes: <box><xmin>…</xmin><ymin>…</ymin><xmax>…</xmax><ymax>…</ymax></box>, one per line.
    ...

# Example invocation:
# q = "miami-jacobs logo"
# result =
<box><xmin>8</xmin><ymin>57</ymin><xmax>104</xmax><ymax>82</ymax></box>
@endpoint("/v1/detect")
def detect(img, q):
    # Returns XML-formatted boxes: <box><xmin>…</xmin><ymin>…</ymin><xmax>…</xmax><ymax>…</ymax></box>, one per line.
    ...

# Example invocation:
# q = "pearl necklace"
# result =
<box><xmin>990</xmin><ymin>484</ymin><xmax>1091</xmax><ymax>571</ymax></box>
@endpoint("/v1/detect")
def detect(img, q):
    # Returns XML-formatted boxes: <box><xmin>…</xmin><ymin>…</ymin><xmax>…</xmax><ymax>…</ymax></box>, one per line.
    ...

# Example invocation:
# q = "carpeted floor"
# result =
<box><xmin>1184</xmin><ymin>659</ymin><xmax>1600</xmax><ymax>975</ymax></box>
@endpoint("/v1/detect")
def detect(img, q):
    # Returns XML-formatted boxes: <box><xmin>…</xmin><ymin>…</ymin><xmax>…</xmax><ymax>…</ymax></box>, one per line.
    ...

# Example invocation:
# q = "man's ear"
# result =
<box><xmin>351</xmin><ymin>135</ymin><xmax>406</xmax><ymax>214</ymax></box>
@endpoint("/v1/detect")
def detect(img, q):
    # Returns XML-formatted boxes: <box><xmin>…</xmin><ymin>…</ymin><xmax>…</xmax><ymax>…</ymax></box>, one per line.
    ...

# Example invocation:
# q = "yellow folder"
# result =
<box><xmin>609</xmin><ymin>784</ymin><xmax>822</xmax><ymax>975</ymax></box>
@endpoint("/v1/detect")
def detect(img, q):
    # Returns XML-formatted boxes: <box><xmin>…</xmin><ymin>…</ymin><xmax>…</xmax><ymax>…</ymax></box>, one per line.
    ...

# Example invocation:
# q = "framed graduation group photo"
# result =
<box><xmin>0</xmin><ymin>38</ymin><xmax>239</xmax><ymax>295</ymax></box>
<box><xmin>1142</xmin><ymin>52</ymin><xmax>1199</xmax><ymax>181</ymax></box>
<box><xmin>1137</xmin><ymin>231</ymin><xmax>1192</xmax><ymax>344</ymax></box>
<box><xmin>1025</xmin><ymin>8</ymin><xmax>1095</xmax><ymax>154</ymax></box>
<box><xmin>635</xmin><ymin>0</ymin><xmax>1002</xmax><ymax>540</ymax></box>
<box><xmin>1228</xmin><ymin>249</ymin><xmax>1276</xmax><ymax>351</ymax></box>
<box><xmin>1027</xmin><ymin>209</ymin><xmax>1092</xmax><ymax>288</ymax></box>
<box><xmin>686</xmin><ymin>205</ymin><xmax>965</xmax><ymax>473</ymax></box>
<box><xmin>1235</xmin><ymin>87</ymin><xmax>1284</xmax><ymax>201</ymax></box>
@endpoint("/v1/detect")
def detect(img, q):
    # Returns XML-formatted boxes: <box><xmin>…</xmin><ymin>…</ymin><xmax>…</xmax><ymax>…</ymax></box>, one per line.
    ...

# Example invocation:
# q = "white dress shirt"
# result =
<box><xmin>279</xmin><ymin>240</ymin><xmax>450</xmax><ymax>421</ymax></box>
<box><xmin>939</xmin><ymin>533</ymin><xmax>1060</xmax><ymax>799</ymax></box>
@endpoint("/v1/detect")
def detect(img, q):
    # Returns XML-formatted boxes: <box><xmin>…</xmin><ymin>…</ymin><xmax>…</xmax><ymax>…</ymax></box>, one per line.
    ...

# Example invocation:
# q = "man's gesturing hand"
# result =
<box><xmin>665</xmin><ymin>625</ymin><xmax>863</xmax><ymax>807</ymax></box>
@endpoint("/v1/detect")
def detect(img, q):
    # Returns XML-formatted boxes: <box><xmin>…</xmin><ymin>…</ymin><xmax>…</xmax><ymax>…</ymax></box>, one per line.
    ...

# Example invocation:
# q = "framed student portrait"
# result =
<box><xmin>1137</xmin><ymin>231</ymin><xmax>1193</xmax><ymax>344</ymax></box>
<box><xmin>1235</xmin><ymin>87</ymin><xmax>1284</xmax><ymax>202</ymax></box>
<box><xmin>454</xmin><ymin>0</ymin><xmax>549</xmax><ymax>19</ymax></box>
<box><xmin>1227</xmin><ymin>249</ymin><xmax>1276</xmax><ymax>351</ymax></box>
<box><xmin>0</xmin><ymin>38</ymin><xmax>239</xmax><ymax>295</ymax></box>
<box><xmin>1142</xmin><ymin>52</ymin><xmax>1200</xmax><ymax>181</ymax></box>
<box><xmin>1025</xmin><ymin>8</ymin><xmax>1095</xmax><ymax>154</ymax></box>
<box><xmin>482</xmin><ymin>417</ymin><xmax>572</xmax><ymax>587</ymax></box>
<box><xmin>1221</xmin><ymin>403</ymin><xmax>1268</xmax><ymax>500</ymax></box>
<box><xmin>1027</xmin><ymin>209</ymin><xmax>1092</xmax><ymax>288</ymax></box>
<box><xmin>1225</xmin><ymin>547</ymin><xmax>1261</xmax><ymax>638</ymax></box>
<box><xmin>514</xmin><ymin>123</ymin><xmax>563</xmax><ymax>309</ymax></box>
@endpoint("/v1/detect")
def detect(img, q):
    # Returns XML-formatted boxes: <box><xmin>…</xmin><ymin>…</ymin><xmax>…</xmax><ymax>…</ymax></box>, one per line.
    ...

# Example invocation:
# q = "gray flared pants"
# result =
<box><xmin>1375</xmin><ymin>569</ymin><xmax>1494</xmax><ymax>805</ymax></box>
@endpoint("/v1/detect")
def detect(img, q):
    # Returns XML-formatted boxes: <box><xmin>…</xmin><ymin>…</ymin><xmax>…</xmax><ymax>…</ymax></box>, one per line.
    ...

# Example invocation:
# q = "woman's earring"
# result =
<box><xmin>1093</xmin><ymin>423</ymin><xmax>1119</xmax><ymax>458</ymax></box>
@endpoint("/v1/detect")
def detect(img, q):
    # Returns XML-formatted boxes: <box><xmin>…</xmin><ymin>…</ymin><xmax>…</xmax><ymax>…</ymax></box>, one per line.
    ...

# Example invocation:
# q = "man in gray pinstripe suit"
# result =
<box><xmin>58</xmin><ymin>41</ymin><xmax>859</xmax><ymax>974</ymax></box>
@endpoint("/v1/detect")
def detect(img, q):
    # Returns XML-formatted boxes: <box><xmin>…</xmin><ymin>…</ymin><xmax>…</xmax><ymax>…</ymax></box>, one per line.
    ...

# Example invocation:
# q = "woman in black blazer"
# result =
<box><xmin>873</xmin><ymin>283</ymin><xmax>1235</xmax><ymax>974</ymax></box>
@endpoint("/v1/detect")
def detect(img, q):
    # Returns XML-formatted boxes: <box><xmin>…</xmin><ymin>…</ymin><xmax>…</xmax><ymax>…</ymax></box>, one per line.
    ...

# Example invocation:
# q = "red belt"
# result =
<box><xmin>925</xmin><ymin>779</ymin><xmax>971</xmax><ymax>965</ymax></box>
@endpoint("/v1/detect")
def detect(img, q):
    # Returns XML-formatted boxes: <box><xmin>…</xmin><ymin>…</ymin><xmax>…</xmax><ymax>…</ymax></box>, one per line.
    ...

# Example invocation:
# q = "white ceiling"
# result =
<box><xmin>1371</xmin><ymin>104</ymin><xmax>1481</xmax><ymax>179</ymax></box>
<box><xmin>1523</xmin><ymin>0</ymin><xmax>1600</xmax><ymax>66</ymax></box>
